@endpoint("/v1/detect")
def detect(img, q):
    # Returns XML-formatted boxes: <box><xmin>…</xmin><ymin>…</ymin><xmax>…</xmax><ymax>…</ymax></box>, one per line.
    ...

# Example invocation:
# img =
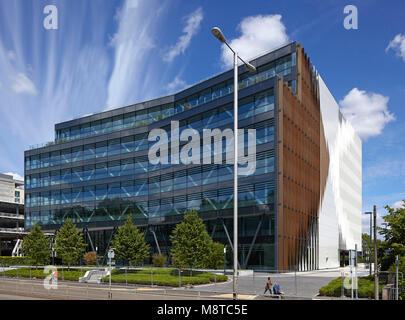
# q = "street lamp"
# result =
<box><xmin>211</xmin><ymin>26</ymin><xmax>257</xmax><ymax>300</ymax></box>
<box><xmin>365</xmin><ymin>212</ymin><xmax>372</xmax><ymax>275</ymax></box>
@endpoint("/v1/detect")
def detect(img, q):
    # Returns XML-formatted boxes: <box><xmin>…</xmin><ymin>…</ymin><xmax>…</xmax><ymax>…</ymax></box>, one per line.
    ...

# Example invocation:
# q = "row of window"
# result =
<box><xmin>25</xmin><ymin>153</ymin><xmax>274</xmax><ymax>206</ymax></box>
<box><xmin>25</xmin><ymin>182</ymin><xmax>275</xmax><ymax>226</ymax></box>
<box><xmin>25</xmin><ymin>122</ymin><xmax>274</xmax><ymax>190</ymax></box>
<box><xmin>26</xmin><ymin>90</ymin><xmax>275</xmax><ymax>171</ymax></box>
<box><xmin>55</xmin><ymin>54</ymin><xmax>294</xmax><ymax>142</ymax></box>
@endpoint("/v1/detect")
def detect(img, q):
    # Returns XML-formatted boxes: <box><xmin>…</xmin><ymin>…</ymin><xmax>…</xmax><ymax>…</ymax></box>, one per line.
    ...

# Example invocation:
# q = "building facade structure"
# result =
<box><xmin>24</xmin><ymin>42</ymin><xmax>362</xmax><ymax>270</ymax></box>
<box><xmin>0</xmin><ymin>174</ymin><xmax>25</xmax><ymax>256</ymax></box>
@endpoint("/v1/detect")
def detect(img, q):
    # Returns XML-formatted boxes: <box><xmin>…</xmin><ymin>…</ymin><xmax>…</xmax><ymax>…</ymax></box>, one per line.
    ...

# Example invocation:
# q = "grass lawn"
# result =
<box><xmin>104</xmin><ymin>268</ymin><xmax>228</xmax><ymax>287</ymax></box>
<box><xmin>0</xmin><ymin>267</ymin><xmax>91</xmax><ymax>281</ymax></box>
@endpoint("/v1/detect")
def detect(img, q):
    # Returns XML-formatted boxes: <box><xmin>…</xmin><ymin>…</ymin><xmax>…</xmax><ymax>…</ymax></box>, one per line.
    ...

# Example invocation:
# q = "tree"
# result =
<box><xmin>55</xmin><ymin>219</ymin><xmax>87</xmax><ymax>268</ymax></box>
<box><xmin>22</xmin><ymin>222</ymin><xmax>51</xmax><ymax>266</ymax></box>
<box><xmin>170</xmin><ymin>209</ymin><xmax>213</xmax><ymax>270</ymax></box>
<box><xmin>111</xmin><ymin>215</ymin><xmax>150</xmax><ymax>266</ymax></box>
<box><xmin>205</xmin><ymin>242</ymin><xmax>225</xmax><ymax>269</ymax></box>
<box><xmin>83</xmin><ymin>251</ymin><xmax>99</xmax><ymax>266</ymax></box>
<box><xmin>380</xmin><ymin>202</ymin><xmax>405</xmax><ymax>270</ymax></box>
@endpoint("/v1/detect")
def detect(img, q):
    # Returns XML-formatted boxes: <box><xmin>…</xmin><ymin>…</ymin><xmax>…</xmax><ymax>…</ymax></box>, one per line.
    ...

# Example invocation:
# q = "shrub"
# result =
<box><xmin>83</xmin><ymin>251</ymin><xmax>98</xmax><ymax>266</ymax></box>
<box><xmin>152</xmin><ymin>254</ymin><xmax>167</xmax><ymax>267</ymax></box>
<box><xmin>0</xmin><ymin>256</ymin><xmax>30</xmax><ymax>266</ymax></box>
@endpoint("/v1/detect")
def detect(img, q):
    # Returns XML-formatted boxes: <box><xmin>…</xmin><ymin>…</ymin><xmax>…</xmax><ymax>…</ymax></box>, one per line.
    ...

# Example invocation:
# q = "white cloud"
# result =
<box><xmin>106</xmin><ymin>0</ymin><xmax>169</xmax><ymax>109</ymax></box>
<box><xmin>392</xmin><ymin>200</ymin><xmax>405</xmax><ymax>209</ymax></box>
<box><xmin>11</xmin><ymin>73</ymin><xmax>37</xmax><ymax>95</ymax></box>
<box><xmin>339</xmin><ymin>88</ymin><xmax>395</xmax><ymax>140</ymax></box>
<box><xmin>386</xmin><ymin>33</ymin><xmax>405</xmax><ymax>62</ymax></box>
<box><xmin>3</xmin><ymin>172</ymin><xmax>24</xmax><ymax>181</ymax></box>
<box><xmin>7</xmin><ymin>50</ymin><xmax>16</xmax><ymax>61</ymax></box>
<box><xmin>165</xmin><ymin>76</ymin><xmax>187</xmax><ymax>93</ymax></box>
<box><xmin>221</xmin><ymin>14</ymin><xmax>289</xmax><ymax>68</ymax></box>
<box><xmin>163</xmin><ymin>7</ymin><xmax>203</xmax><ymax>63</ymax></box>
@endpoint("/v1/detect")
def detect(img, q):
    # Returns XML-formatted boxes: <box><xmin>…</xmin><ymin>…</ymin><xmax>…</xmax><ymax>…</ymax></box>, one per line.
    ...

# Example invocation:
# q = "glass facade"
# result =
<box><xmin>25</xmin><ymin>46</ymin><xmax>298</xmax><ymax>270</ymax></box>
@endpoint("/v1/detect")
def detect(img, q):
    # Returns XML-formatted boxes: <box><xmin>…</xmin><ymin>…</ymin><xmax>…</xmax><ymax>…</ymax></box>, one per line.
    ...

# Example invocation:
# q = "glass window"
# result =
<box><xmin>92</xmin><ymin>120</ymin><xmax>101</xmax><ymax>135</ymax></box>
<box><xmin>95</xmin><ymin>184</ymin><xmax>107</xmax><ymax>201</ymax></box>
<box><xmin>123</xmin><ymin>112</ymin><xmax>135</xmax><ymax>128</ymax></box>
<box><xmin>121</xmin><ymin>180</ymin><xmax>135</xmax><ymax>198</ymax></box>
<box><xmin>25</xmin><ymin>157</ymin><xmax>31</xmax><ymax>171</ymax></box>
<box><xmin>50</xmin><ymin>151</ymin><xmax>60</xmax><ymax>167</ymax></box>
<box><xmin>70</xmin><ymin>126</ymin><xmax>81</xmax><ymax>139</ymax></box>
<box><xmin>61</xmin><ymin>188</ymin><xmax>71</xmax><ymax>204</ymax></box>
<box><xmin>31</xmin><ymin>155</ymin><xmax>40</xmax><ymax>169</ymax></box>
<box><xmin>95</xmin><ymin>163</ymin><xmax>108</xmax><ymax>180</ymax></box>
<box><xmin>71</xmin><ymin>146</ymin><xmax>83</xmax><ymax>162</ymax></box>
<box><xmin>83</xmin><ymin>186</ymin><xmax>95</xmax><ymax>202</ymax></box>
<box><xmin>96</xmin><ymin>141</ymin><xmax>107</xmax><ymax>158</ymax></box>
<box><xmin>71</xmin><ymin>166</ymin><xmax>83</xmax><ymax>183</ymax></box>
<box><xmin>101</xmin><ymin>118</ymin><xmax>112</xmax><ymax>133</ymax></box>
<box><xmin>51</xmin><ymin>190</ymin><xmax>60</xmax><ymax>205</ymax></box>
<box><xmin>81</xmin><ymin>123</ymin><xmax>91</xmax><ymax>138</ymax></box>
<box><xmin>134</xmin><ymin>157</ymin><xmax>148</xmax><ymax>173</ymax></box>
<box><xmin>135</xmin><ymin>110</ymin><xmax>148</xmax><ymax>126</ymax></box>
<box><xmin>108</xmin><ymin>182</ymin><xmax>121</xmax><ymax>199</ymax></box>
<box><xmin>83</xmin><ymin>143</ymin><xmax>95</xmax><ymax>160</ymax></box>
<box><xmin>61</xmin><ymin>168</ymin><xmax>71</xmax><ymax>184</ymax></box>
<box><xmin>112</xmin><ymin>115</ymin><xmax>123</xmax><ymax>130</ymax></box>
<box><xmin>121</xmin><ymin>158</ymin><xmax>134</xmax><ymax>176</ymax></box>
<box><xmin>108</xmin><ymin>139</ymin><xmax>121</xmax><ymax>156</ymax></box>
<box><xmin>61</xmin><ymin>149</ymin><xmax>71</xmax><ymax>164</ymax></box>
<box><xmin>71</xmin><ymin>187</ymin><xmax>82</xmax><ymax>203</ymax></box>
<box><xmin>134</xmin><ymin>179</ymin><xmax>147</xmax><ymax>196</ymax></box>
<box><xmin>121</xmin><ymin>136</ymin><xmax>135</xmax><ymax>154</ymax></box>
<box><xmin>108</xmin><ymin>160</ymin><xmax>121</xmax><ymax>177</ymax></box>
<box><xmin>82</xmin><ymin>164</ymin><xmax>95</xmax><ymax>181</ymax></box>
<box><xmin>50</xmin><ymin>170</ymin><xmax>60</xmax><ymax>186</ymax></box>
<box><xmin>40</xmin><ymin>153</ymin><xmax>50</xmax><ymax>168</ymax></box>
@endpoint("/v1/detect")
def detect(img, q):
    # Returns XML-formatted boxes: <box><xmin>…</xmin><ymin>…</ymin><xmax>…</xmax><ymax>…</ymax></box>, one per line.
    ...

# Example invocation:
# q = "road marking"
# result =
<box><xmin>211</xmin><ymin>293</ymin><xmax>257</xmax><ymax>300</ymax></box>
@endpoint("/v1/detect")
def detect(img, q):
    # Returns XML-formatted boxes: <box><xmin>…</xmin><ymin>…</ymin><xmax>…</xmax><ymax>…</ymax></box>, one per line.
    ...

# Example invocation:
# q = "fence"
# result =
<box><xmin>0</xmin><ymin>264</ymin><xmax>401</xmax><ymax>300</ymax></box>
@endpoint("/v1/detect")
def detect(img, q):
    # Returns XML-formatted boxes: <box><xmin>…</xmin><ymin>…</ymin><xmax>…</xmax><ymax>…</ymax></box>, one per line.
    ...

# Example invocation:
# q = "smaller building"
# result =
<box><xmin>0</xmin><ymin>174</ymin><xmax>25</xmax><ymax>256</ymax></box>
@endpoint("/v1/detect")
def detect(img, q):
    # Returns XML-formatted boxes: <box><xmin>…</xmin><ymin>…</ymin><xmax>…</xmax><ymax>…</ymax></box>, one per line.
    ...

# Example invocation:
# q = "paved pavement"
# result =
<box><xmin>0</xmin><ymin>265</ymin><xmax>369</xmax><ymax>300</ymax></box>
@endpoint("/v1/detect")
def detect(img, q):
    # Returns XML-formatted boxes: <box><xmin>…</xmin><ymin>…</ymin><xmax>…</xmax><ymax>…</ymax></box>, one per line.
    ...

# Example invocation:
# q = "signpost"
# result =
<box><xmin>108</xmin><ymin>248</ymin><xmax>115</xmax><ymax>292</ymax></box>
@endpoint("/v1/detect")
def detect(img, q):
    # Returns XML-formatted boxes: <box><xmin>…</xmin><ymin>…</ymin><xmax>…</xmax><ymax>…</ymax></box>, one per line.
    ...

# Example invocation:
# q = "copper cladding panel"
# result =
<box><xmin>277</xmin><ymin>44</ymin><xmax>328</xmax><ymax>271</ymax></box>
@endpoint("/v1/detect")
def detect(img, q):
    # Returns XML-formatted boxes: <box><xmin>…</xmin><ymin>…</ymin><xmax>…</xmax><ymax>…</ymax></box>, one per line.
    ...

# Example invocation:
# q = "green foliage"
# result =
<box><xmin>152</xmin><ymin>253</ymin><xmax>167</xmax><ymax>267</ymax></box>
<box><xmin>0</xmin><ymin>256</ymin><xmax>30</xmax><ymax>266</ymax></box>
<box><xmin>55</xmin><ymin>219</ymin><xmax>87</xmax><ymax>267</ymax></box>
<box><xmin>103</xmin><ymin>268</ymin><xmax>227</xmax><ymax>286</ymax></box>
<box><xmin>22</xmin><ymin>222</ymin><xmax>51</xmax><ymax>266</ymax></box>
<box><xmin>205</xmin><ymin>242</ymin><xmax>225</xmax><ymax>269</ymax></box>
<box><xmin>0</xmin><ymin>267</ymin><xmax>90</xmax><ymax>281</ymax></box>
<box><xmin>319</xmin><ymin>276</ymin><xmax>383</xmax><ymax>299</ymax></box>
<box><xmin>111</xmin><ymin>215</ymin><xmax>150</xmax><ymax>266</ymax></box>
<box><xmin>379</xmin><ymin>203</ymin><xmax>405</xmax><ymax>270</ymax></box>
<box><xmin>170</xmin><ymin>209</ymin><xmax>213</xmax><ymax>269</ymax></box>
<box><xmin>83</xmin><ymin>251</ymin><xmax>98</xmax><ymax>266</ymax></box>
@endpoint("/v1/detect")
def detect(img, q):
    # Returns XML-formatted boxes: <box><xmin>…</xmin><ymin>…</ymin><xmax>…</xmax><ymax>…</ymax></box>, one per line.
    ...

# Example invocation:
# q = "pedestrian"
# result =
<box><xmin>264</xmin><ymin>276</ymin><xmax>273</xmax><ymax>295</ymax></box>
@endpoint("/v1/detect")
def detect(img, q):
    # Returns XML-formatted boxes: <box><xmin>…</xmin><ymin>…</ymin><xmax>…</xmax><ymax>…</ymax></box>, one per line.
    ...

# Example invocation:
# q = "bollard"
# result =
<box><xmin>30</xmin><ymin>267</ymin><xmax>31</xmax><ymax>280</ymax></box>
<box><xmin>87</xmin><ymin>282</ymin><xmax>89</xmax><ymax>299</ymax></box>
<box><xmin>125</xmin><ymin>267</ymin><xmax>127</xmax><ymax>286</ymax></box>
<box><xmin>62</xmin><ymin>268</ymin><xmax>64</xmax><ymax>281</ymax></box>
<box><xmin>341</xmin><ymin>272</ymin><xmax>344</xmax><ymax>298</ymax></box>
<box><xmin>178</xmin><ymin>269</ymin><xmax>181</xmax><ymax>288</ymax></box>
<box><xmin>151</xmin><ymin>269</ymin><xmax>154</xmax><ymax>287</ymax></box>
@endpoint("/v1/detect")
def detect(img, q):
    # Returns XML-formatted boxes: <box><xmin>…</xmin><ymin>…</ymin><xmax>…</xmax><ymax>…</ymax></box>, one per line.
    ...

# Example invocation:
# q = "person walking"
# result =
<box><xmin>264</xmin><ymin>277</ymin><xmax>273</xmax><ymax>295</ymax></box>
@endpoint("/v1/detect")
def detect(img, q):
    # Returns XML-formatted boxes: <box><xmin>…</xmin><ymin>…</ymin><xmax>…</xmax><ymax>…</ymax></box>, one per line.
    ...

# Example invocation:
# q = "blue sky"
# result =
<box><xmin>0</xmin><ymin>0</ymin><xmax>404</xmax><ymax>233</ymax></box>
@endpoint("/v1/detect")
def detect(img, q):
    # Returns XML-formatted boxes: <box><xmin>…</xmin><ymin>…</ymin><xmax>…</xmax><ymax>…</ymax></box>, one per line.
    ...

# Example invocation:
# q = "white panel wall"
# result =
<box><xmin>318</xmin><ymin>76</ymin><xmax>362</xmax><ymax>269</ymax></box>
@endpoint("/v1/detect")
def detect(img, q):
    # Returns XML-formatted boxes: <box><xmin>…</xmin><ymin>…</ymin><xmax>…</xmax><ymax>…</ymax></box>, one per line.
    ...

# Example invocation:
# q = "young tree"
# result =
<box><xmin>22</xmin><ymin>222</ymin><xmax>51</xmax><ymax>266</ymax></box>
<box><xmin>380</xmin><ymin>202</ymin><xmax>405</xmax><ymax>270</ymax></box>
<box><xmin>55</xmin><ymin>219</ymin><xmax>87</xmax><ymax>268</ymax></box>
<box><xmin>170</xmin><ymin>209</ymin><xmax>213</xmax><ymax>270</ymax></box>
<box><xmin>111</xmin><ymin>215</ymin><xmax>150</xmax><ymax>266</ymax></box>
<box><xmin>205</xmin><ymin>241</ymin><xmax>225</xmax><ymax>270</ymax></box>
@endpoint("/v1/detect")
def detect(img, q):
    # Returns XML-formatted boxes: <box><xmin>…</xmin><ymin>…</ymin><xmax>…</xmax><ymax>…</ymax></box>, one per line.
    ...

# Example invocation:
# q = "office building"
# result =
<box><xmin>24</xmin><ymin>42</ymin><xmax>362</xmax><ymax>270</ymax></box>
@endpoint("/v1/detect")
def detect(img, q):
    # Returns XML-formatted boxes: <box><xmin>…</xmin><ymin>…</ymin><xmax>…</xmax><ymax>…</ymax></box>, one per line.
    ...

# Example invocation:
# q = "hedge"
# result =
<box><xmin>0</xmin><ymin>256</ymin><xmax>30</xmax><ymax>266</ymax></box>
<box><xmin>0</xmin><ymin>267</ymin><xmax>90</xmax><ymax>281</ymax></box>
<box><xmin>104</xmin><ymin>268</ymin><xmax>228</xmax><ymax>286</ymax></box>
<box><xmin>319</xmin><ymin>276</ymin><xmax>384</xmax><ymax>299</ymax></box>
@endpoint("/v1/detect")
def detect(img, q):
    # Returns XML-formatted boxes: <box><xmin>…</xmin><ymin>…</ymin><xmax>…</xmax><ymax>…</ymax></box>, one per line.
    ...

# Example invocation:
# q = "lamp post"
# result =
<box><xmin>365</xmin><ymin>212</ymin><xmax>372</xmax><ymax>275</ymax></box>
<box><xmin>224</xmin><ymin>246</ymin><xmax>226</xmax><ymax>276</ymax></box>
<box><xmin>373</xmin><ymin>205</ymin><xmax>378</xmax><ymax>300</ymax></box>
<box><xmin>211</xmin><ymin>26</ymin><xmax>257</xmax><ymax>300</ymax></box>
